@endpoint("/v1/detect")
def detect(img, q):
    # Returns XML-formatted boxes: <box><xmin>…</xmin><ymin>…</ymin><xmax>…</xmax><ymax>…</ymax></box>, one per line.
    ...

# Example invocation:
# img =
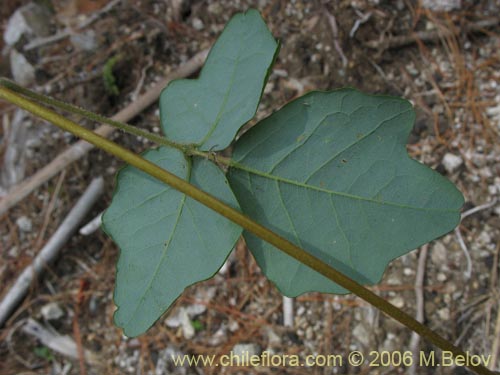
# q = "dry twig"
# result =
<box><xmin>454</xmin><ymin>227</ymin><xmax>473</xmax><ymax>279</ymax></box>
<box><xmin>489</xmin><ymin>244</ymin><xmax>500</xmax><ymax>371</ymax></box>
<box><xmin>409</xmin><ymin>244</ymin><xmax>428</xmax><ymax>375</ymax></box>
<box><xmin>23</xmin><ymin>0</ymin><xmax>122</xmax><ymax>51</ymax></box>
<box><xmin>491</xmin><ymin>304</ymin><xmax>500</xmax><ymax>371</ymax></box>
<box><xmin>33</xmin><ymin>170</ymin><xmax>66</xmax><ymax>250</ymax></box>
<box><xmin>0</xmin><ymin>177</ymin><xmax>104</xmax><ymax>327</ymax></box>
<box><xmin>21</xmin><ymin>318</ymin><xmax>98</xmax><ymax>364</ymax></box>
<box><xmin>461</xmin><ymin>199</ymin><xmax>498</xmax><ymax>220</ymax></box>
<box><xmin>323</xmin><ymin>7</ymin><xmax>348</xmax><ymax>67</ymax></box>
<box><xmin>79</xmin><ymin>211</ymin><xmax>102</xmax><ymax>236</ymax></box>
<box><xmin>365</xmin><ymin>18</ymin><xmax>499</xmax><ymax>50</ymax></box>
<box><xmin>282</xmin><ymin>296</ymin><xmax>294</xmax><ymax>327</ymax></box>
<box><xmin>454</xmin><ymin>198</ymin><xmax>499</xmax><ymax>279</ymax></box>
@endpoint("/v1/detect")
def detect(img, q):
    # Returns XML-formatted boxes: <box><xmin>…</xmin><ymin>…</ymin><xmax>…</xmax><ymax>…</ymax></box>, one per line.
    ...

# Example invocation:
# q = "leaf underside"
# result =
<box><xmin>104</xmin><ymin>9</ymin><xmax>465</xmax><ymax>337</ymax></box>
<box><xmin>103</xmin><ymin>147</ymin><xmax>242</xmax><ymax>337</ymax></box>
<box><xmin>159</xmin><ymin>9</ymin><xmax>278</xmax><ymax>151</ymax></box>
<box><xmin>228</xmin><ymin>89</ymin><xmax>464</xmax><ymax>297</ymax></box>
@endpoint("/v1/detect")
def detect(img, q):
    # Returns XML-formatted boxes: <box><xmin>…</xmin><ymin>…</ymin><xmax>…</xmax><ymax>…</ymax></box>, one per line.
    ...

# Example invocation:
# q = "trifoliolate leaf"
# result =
<box><xmin>102</xmin><ymin>147</ymin><xmax>242</xmax><ymax>337</ymax></box>
<box><xmin>159</xmin><ymin>9</ymin><xmax>278</xmax><ymax>151</ymax></box>
<box><xmin>228</xmin><ymin>89</ymin><xmax>464</xmax><ymax>296</ymax></box>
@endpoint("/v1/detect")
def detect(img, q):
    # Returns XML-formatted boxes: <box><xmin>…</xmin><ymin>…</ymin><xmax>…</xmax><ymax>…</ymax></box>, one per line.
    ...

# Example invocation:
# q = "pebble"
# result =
<box><xmin>208</xmin><ymin>323</ymin><xmax>227</xmax><ymax>346</ymax></box>
<box><xmin>10</xmin><ymin>50</ymin><xmax>35</xmax><ymax>86</ymax></box>
<box><xmin>8</xmin><ymin>246</ymin><xmax>19</xmax><ymax>257</ymax></box>
<box><xmin>296</xmin><ymin>305</ymin><xmax>305</xmax><ymax>316</ymax></box>
<box><xmin>232</xmin><ymin>343</ymin><xmax>261</xmax><ymax>357</ymax></box>
<box><xmin>41</xmin><ymin>302</ymin><xmax>64</xmax><ymax>320</ymax></box>
<box><xmin>266</xmin><ymin>328</ymin><xmax>281</xmax><ymax>345</ymax></box>
<box><xmin>442</xmin><ymin>153</ymin><xmax>463</xmax><ymax>173</ymax></box>
<box><xmin>403</xmin><ymin>267</ymin><xmax>415</xmax><ymax>276</ymax></box>
<box><xmin>228</xmin><ymin>319</ymin><xmax>239</xmax><ymax>332</ymax></box>
<box><xmin>305</xmin><ymin>326</ymin><xmax>314</xmax><ymax>340</ymax></box>
<box><xmin>352</xmin><ymin>323</ymin><xmax>371</xmax><ymax>347</ymax></box>
<box><xmin>437</xmin><ymin>272</ymin><xmax>447</xmax><ymax>282</ymax></box>
<box><xmin>437</xmin><ymin>307</ymin><xmax>450</xmax><ymax>321</ymax></box>
<box><xmin>422</xmin><ymin>0</ymin><xmax>461</xmax><ymax>11</ymax></box>
<box><xmin>165</xmin><ymin>307</ymin><xmax>194</xmax><ymax>339</ymax></box>
<box><xmin>4</xmin><ymin>2</ymin><xmax>52</xmax><ymax>46</ymax></box>
<box><xmin>331</xmin><ymin>300</ymin><xmax>342</xmax><ymax>311</ymax></box>
<box><xmin>4</xmin><ymin>7</ymin><xmax>30</xmax><ymax>45</ymax></box>
<box><xmin>16</xmin><ymin>215</ymin><xmax>32</xmax><ymax>232</ymax></box>
<box><xmin>179</xmin><ymin>308</ymin><xmax>195</xmax><ymax>339</ymax></box>
<box><xmin>405</xmin><ymin>62</ymin><xmax>418</xmax><ymax>76</ymax></box>
<box><xmin>389</xmin><ymin>296</ymin><xmax>405</xmax><ymax>309</ymax></box>
<box><xmin>192</xmin><ymin>18</ymin><xmax>204</xmax><ymax>31</ymax></box>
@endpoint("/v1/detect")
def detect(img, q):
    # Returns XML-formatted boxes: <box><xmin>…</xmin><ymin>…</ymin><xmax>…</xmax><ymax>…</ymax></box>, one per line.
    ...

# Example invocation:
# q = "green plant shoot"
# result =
<box><xmin>102</xmin><ymin>9</ymin><xmax>462</xmax><ymax>337</ymax></box>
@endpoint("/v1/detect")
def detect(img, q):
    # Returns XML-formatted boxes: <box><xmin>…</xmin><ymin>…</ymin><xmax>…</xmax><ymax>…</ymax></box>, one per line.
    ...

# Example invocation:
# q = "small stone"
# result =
<box><xmin>386</xmin><ymin>274</ymin><xmax>401</xmax><ymax>285</ymax></box>
<box><xmin>403</xmin><ymin>268</ymin><xmax>414</xmax><ymax>276</ymax></box>
<box><xmin>179</xmin><ymin>308</ymin><xmax>195</xmax><ymax>339</ymax></box>
<box><xmin>16</xmin><ymin>216</ymin><xmax>32</xmax><ymax>232</ymax></box>
<box><xmin>422</xmin><ymin>0</ymin><xmax>461</xmax><ymax>12</ymax></box>
<box><xmin>442</xmin><ymin>153</ymin><xmax>463</xmax><ymax>173</ymax></box>
<box><xmin>264</xmin><ymin>82</ymin><xmax>274</xmax><ymax>94</ymax></box>
<box><xmin>4</xmin><ymin>7</ymin><xmax>30</xmax><ymax>45</ymax></box>
<box><xmin>89</xmin><ymin>295</ymin><xmax>99</xmax><ymax>315</ymax></box>
<box><xmin>352</xmin><ymin>323</ymin><xmax>371</xmax><ymax>347</ymax></box>
<box><xmin>437</xmin><ymin>273</ymin><xmax>447</xmax><ymax>282</ymax></box>
<box><xmin>192</xmin><ymin>18</ymin><xmax>204</xmax><ymax>30</ymax></box>
<box><xmin>305</xmin><ymin>326</ymin><xmax>314</xmax><ymax>340</ymax></box>
<box><xmin>8</xmin><ymin>246</ymin><xmax>19</xmax><ymax>257</ymax></box>
<box><xmin>166</xmin><ymin>288</ymin><xmax>215</xmax><ymax>329</ymax></box>
<box><xmin>405</xmin><ymin>62</ymin><xmax>418</xmax><ymax>76</ymax></box>
<box><xmin>389</xmin><ymin>296</ymin><xmax>405</xmax><ymax>309</ymax></box>
<box><xmin>4</xmin><ymin>3</ymin><xmax>52</xmax><ymax>46</ymax></box>
<box><xmin>437</xmin><ymin>307</ymin><xmax>450</xmax><ymax>320</ymax></box>
<box><xmin>266</xmin><ymin>328</ymin><xmax>281</xmax><ymax>345</ymax></box>
<box><xmin>10</xmin><ymin>50</ymin><xmax>35</xmax><ymax>86</ymax></box>
<box><xmin>208</xmin><ymin>323</ymin><xmax>227</xmax><ymax>346</ymax></box>
<box><xmin>296</xmin><ymin>305</ymin><xmax>306</xmax><ymax>316</ymax></box>
<box><xmin>41</xmin><ymin>302</ymin><xmax>64</xmax><ymax>320</ymax></box>
<box><xmin>477</xmin><ymin>231</ymin><xmax>492</xmax><ymax>246</ymax></box>
<box><xmin>228</xmin><ymin>320</ymin><xmax>239</xmax><ymax>332</ymax></box>
<box><xmin>232</xmin><ymin>343</ymin><xmax>261</xmax><ymax>358</ymax></box>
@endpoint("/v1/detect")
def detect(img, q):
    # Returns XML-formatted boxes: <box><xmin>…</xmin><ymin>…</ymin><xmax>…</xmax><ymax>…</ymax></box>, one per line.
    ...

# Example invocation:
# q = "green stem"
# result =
<box><xmin>0</xmin><ymin>78</ymin><xmax>192</xmax><ymax>153</ymax></box>
<box><xmin>0</xmin><ymin>78</ymin><xmax>228</xmax><ymax>163</ymax></box>
<box><xmin>0</xmin><ymin>86</ymin><xmax>493</xmax><ymax>375</ymax></box>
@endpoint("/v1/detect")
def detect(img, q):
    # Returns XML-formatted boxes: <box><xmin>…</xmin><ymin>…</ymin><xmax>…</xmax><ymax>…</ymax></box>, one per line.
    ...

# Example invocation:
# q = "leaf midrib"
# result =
<box><xmin>230</xmin><ymin>161</ymin><xmax>456</xmax><ymax>213</ymax></box>
<box><xmin>125</xmin><ymin>158</ymin><xmax>192</xmax><ymax>326</ymax></box>
<box><xmin>198</xmin><ymin>35</ymin><xmax>244</xmax><ymax>147</ymax></box>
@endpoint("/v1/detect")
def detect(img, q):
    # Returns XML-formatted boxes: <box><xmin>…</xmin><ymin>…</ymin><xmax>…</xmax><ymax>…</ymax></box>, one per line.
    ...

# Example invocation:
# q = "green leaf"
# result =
<box><xmin>34</xmin><ymin>346</ymin><xmax>53</xmax><ymax>361</ymax></box>
<box><xmin>159</xmin><ymin>9</ymin><xmax>278</xmax><ymax>151</ymax></box>
<box><xmin>228</xmin><ymin>89</ymin><xmax>464</xmax><ymax>296</ymax></box>
<box><xmin>102</xmin><ymin>147</ymin><xmax>242</xmax><ymax>337</ymax></box>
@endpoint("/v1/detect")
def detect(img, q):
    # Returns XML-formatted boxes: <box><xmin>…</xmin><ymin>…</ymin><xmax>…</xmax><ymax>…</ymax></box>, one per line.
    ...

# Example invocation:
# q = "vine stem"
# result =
<box><xmin>0</xmin><ymin>86</ymin><xmax>494</xmax><ymax>375</ymax></box>
<box><xmin>0</xmin><ymin>78</ymin><xmax>190</xmax><ymax>152</ymax></box>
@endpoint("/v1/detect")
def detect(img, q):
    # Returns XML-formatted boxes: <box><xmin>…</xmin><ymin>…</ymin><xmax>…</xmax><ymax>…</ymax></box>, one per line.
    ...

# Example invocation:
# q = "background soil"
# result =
<box><xmin>1</xmin><ymin>0</ymin><xmax>499</xmax><ymax>374</ymax></box>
